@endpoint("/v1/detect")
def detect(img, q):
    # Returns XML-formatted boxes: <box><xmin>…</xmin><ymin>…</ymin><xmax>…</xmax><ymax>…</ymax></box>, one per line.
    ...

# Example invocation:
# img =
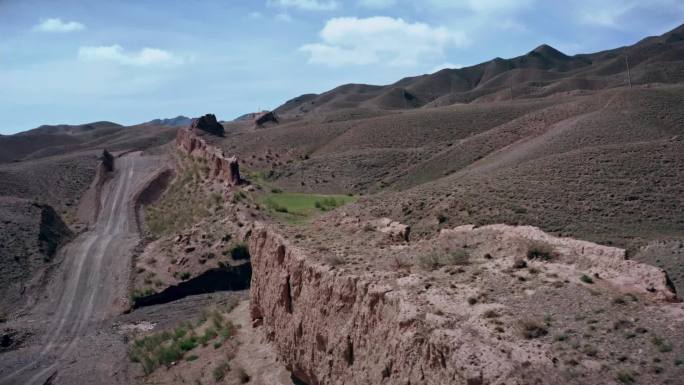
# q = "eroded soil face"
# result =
<box><xmin>249</xmin><ymin>217</ymin><xmax>684</xmax><ymax>385</ymax></box>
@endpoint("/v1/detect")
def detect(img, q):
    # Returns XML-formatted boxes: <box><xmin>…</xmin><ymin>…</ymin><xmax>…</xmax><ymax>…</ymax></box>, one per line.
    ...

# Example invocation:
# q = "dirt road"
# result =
<box><xmin>0</xmin><ymin>153</ymin><xmax>165</xmax><ymax>385</ymax></box>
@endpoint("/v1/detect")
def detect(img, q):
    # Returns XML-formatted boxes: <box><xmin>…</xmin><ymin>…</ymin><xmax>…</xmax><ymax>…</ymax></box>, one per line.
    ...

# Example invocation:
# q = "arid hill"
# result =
<box><xmin>216</xmin><ymin>24</ymin><xmax>684</xmax><ymax>293</ymax></box>
<box><xmin>0</xmin><ymin>121</ymin><xmax>177</xmax><ymax>164</ymax></box>
<box><xmin>275</xmin><ymin>24</ymin><xmax>684</xmax><ymax>118</ymax></box>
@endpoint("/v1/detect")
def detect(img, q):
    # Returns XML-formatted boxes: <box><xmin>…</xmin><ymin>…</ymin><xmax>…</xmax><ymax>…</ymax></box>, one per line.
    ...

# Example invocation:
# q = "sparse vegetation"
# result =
<box><xmin>145</xmin><ymin>155</ymin><xmax>212</xmax><ymax>238</ymax></box>
<box><xmin>213</xmin><ymin>361</ymin><xmax>231</xmax><ymax>382</ymax></box>
<box><xmin>419</xmin><ymin>249</ymin><xmax>470</xmax><ymax>270</ymax></box>
<box><xmin>651</xmin><ymin>335</ymin><xmax>673</xmax><ymax>353</ymax></box>
<box><xmin>129</xmin><ymin>307</ymin><xmax>236</xmax><ymax>376</ymax></box>
<box><xmin>520</xmin><ymin>318</ymin><xmax>548</xmax><ymax>339</ymax></box>
<box><xmin>326</xmin><ymin>254</ymin><xmax>346</xmax><ymax>267</ymax></box>
<box><xmin>526</xmin><ymin>240</ymin><xmax>555</xmax><ymax>261</ymax></box>
<box><xmin>580</xmin><ymin>274</ymin><xmax>594</xmax><ymax>284</ymax></box>
<box><xmin>616</xmin><ymin>369</ymin><xmax>636</xmax><ymax>384</ymax></box>
<box><xmin>390</xmin><ymin>256</ymin><xmax>411</xmax><ymax>270</ymax></box>
<box><xmin>131</xmin><ymin>287</ymin><xmax>156</xmax><ymax>302</ymax></box>
<box><xmin>231</xmin><ymin>190</ymin><xmax>247</xmax><ymax>203</ymax></box>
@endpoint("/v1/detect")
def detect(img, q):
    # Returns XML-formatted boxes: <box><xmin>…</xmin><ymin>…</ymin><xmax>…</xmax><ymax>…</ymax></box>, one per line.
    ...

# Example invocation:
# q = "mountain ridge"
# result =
<box><xmin>273</xmin><ymin>23</ymin><xmax>684</xmax><ymax>118</ymax></box>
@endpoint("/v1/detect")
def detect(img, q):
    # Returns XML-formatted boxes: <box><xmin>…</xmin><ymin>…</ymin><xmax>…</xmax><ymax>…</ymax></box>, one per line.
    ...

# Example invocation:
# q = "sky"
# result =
<box><xmin>0</xmin><ymin>0</ymin><xmax>682</xmax><ymax>134</ymax></box>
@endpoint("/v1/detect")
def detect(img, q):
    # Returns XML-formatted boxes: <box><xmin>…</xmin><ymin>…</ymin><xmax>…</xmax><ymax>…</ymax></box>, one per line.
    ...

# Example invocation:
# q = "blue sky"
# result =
<box><xmin>0</xmin><ymin>0</ymin><xmax>682</xmax><ymax>134</ymax></box>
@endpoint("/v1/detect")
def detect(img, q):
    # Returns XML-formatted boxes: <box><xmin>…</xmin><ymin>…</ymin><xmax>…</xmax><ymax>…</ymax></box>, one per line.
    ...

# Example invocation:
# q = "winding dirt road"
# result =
<box><xmin>1</xmin><ymin>153</ymin><xmax>164</xmax><ymax>385</ymax></box>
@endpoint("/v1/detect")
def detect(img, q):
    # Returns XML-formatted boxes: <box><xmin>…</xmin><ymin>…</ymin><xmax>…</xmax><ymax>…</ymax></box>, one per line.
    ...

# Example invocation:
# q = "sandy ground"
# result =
<box><xmin>229</xmin><ymin>300</ymin><xmax>293</xmax><ymax>385</ymax></box>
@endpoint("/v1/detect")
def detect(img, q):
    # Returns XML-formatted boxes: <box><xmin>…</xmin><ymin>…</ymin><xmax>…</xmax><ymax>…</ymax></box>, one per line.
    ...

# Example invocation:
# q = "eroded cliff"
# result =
<box><xmin>249</xmin><ymin>221</ymin><xmax>681</xmax><ymax>385</ymax></box>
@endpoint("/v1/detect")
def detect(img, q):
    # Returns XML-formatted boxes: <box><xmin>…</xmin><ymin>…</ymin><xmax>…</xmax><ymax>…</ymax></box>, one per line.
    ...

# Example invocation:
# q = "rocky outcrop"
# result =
<box><xmin>249</xmin><ymin>223</ymin><xmax>678</xmax><ymax>385</ymax></box>
<box><xmin>191</xmin><ymin>114</ymin><xmax>225</xmax><ymax>136</ymax></box>
<box><xmin>372</xmin><ymin>218</ymin><xmax>410</xmax><ymax>242</ymax></box>
<box><xmin>101</xmin><ymin>149</ymin><xmax>114</xmax><ymax>172</ymax></box>
<box><xmin>176</xmin><ymin>127</ymin><xmax>241</xmax><ymax>186</ymax></box>
<box><xmin>76</xmin><ymin>150</ymin><xmax>116</xmax><ymax>224</ymax></box>
<box><xmin>254</xmin><ymin>111</ymin><xmax>279</xmax><ymax>127</ymax></box>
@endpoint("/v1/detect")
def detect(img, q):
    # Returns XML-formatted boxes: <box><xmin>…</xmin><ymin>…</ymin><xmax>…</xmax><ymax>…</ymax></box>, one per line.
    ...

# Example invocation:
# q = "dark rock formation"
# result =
<box><xmin>191</xmin><ymin>114</ymin><xmax>225</xmax><ymax>136</ymax></box>
<box><xmin>101</xmin><ymin>149</ymin><xmax>114</xmax><ymax>172</ymax></box>
<box><xmin>254</xmin><ymin>111</ymin><xmax>279</xmax><ymax>127</ymax></box>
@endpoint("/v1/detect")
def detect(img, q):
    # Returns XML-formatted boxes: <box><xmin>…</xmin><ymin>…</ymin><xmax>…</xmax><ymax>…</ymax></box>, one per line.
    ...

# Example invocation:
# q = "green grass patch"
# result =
<box><xmin>261</xmin><ymin>192</ymin><xmax>356</xmax><ymax>223</ymax></box>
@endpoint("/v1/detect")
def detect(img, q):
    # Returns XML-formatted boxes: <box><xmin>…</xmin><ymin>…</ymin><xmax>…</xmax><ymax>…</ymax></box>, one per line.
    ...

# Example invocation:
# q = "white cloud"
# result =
<box><xmin>576</xmin><ymin>0</ymin><xmax>634</xmax><ymax>27</ymax></box>
<box><xmin>576</xmin><ymin>0</ymin><xmax>684</xmax><ymax>28</ymax></box>
<box><xmin>426</xmin><ymin>0</ymin><xmax>535</xmax><ymax>13</ymax></box>
<box><xmin>78</xmin><ymin>45</ymin><xmax>183</xmax><ymax>66</ymax></box>
<box><xmin>357</xmin><ymin>0</ymin><xmax>396</xmax><ymax>8</ymax></box>
<box><xmin>34</xmin><ymin>18</ymin><xmax>85</xmax><ymax>33</ymax></box>
<box><xmin>300</xmin><ymin>16</ymin><xmax>469</xmax><ymax>67</ymax></box>
<box><xmin>268</xmin><ymin>0</ymin><xmax>339</xmax><ymax>11</ymax></box>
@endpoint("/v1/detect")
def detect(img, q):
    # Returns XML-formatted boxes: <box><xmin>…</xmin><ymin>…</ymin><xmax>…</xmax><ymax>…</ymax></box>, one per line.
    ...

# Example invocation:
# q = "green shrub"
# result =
<box><xmin>156</xmin><ymin>343</ymin><xmax>183</xmax><ymax>367</ymax></box>
<box><xmin>314</xmin><ymin>197</ymin><xmax>340</xmax><ymax>211</ymax></box>
<box><xmin>178</xmin><ymin>336</ymin><xmax>198</xmax><ymax>351</ymax></box>
<box><xmin>520</xmin><ymin>318</ymin><xmax>548</xmax><ymax>339</ymax></box>
<box><xmin>580</xmin><ymin>274</ymin><xmax>594</xmax><ymax>284</ymax></box>
<box><xmin>220</xmin><ymin>322</ymin><xmax>235</xmax><ymax>339</ymax></box>
<box><xmin>419</xmin><ymin>249</ymin><xmax>470</xmax><ymax>270</ymax></box>
<box><xmin>232</xmin><ymin>191</ymin><xmax>247</xmax><ymax>203</ymax></box>
<box><xmin>444</xmin><ymin>249</ymin><xmax>470</xmax><ymax>265</ymax></box>
<box><xmin>213</xmin><ymin>361</ymin><xmax>231</xmax><ymax>381</ymax></box>
<box><xmin>616</xmin><ymin>369</ymin><xmax>635</xmax><ymax>384</ymax></box>
<box><xmin>526</xmin><ymin>241</ymin><xmax>555</xmax><ymax>261</ymax></box>
<box><xmin>652</xmin><ymin>336</ymin><xmax>673</xmax><ymax>352</ymax></box>
<box><xmin>174</xmin><ymin>327</ymin><xmax>188</xmax><ymax>340</ymax></box>
<box><xmin>179</xmin><ymin>271</ymin><xmax>191</xmax><ymax>280</ymax></box>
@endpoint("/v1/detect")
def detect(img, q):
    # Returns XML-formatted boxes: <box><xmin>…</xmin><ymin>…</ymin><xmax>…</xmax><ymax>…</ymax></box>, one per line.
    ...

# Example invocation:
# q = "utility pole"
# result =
<box><xmin>625</xmin><ymin>55</ymin><xmax>632</xmax><ymax>89</ymax></box>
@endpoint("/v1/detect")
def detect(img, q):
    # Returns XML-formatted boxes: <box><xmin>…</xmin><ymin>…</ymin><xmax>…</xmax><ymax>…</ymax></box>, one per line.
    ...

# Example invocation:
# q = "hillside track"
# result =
<box><xmin>0</xmin><ymin>152</ymin><xmax>165</xmax><ymax>385</ymax></box>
